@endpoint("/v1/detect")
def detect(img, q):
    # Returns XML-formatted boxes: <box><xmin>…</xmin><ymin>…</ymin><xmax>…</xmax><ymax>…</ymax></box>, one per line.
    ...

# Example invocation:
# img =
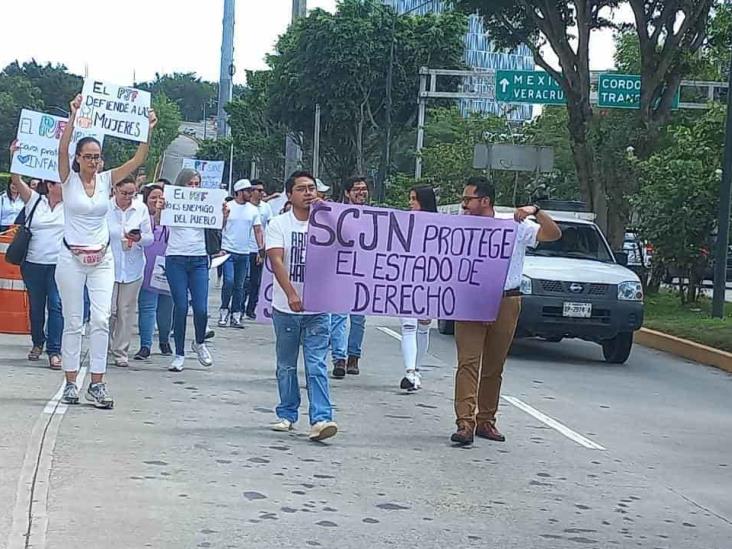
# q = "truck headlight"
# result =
<box><xmin>520</xmin><ymin>275</ymin><xmax>532</xmax><ymax>295</ymax></box>
<box><xmin>618</xmin><ymin>281</ymin><xmax>643</xmax><ymax>301</ymax></box>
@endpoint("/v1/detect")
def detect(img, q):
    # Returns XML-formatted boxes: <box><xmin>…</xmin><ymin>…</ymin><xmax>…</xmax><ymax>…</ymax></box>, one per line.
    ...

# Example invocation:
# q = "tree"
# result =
<box><xmin>137</xmin><ymin>73</ymin><xmax>218</xmax><ymax>122</ymax></box>
<box><xmin>0</xmin><ymin>75</ymin><xmax>44</xmax><ymax>171</ymax></box>
<box><xmin>2</xmin><ymin>60</ymin><xmax>82</xmax><ymax>113</ymax></box>
<box><xmin>454</xmin><ymin>0</ymin><xmax>715</xmax><ymax>245</ymax></box>
<box><xmin>630</xmin><ymin>104</ymin><xmax>725</xmax><ymax>304</ymax></box>
<box><xmin>267</xmin><ymin>0</ymin><xmax>467</xmax><ymax>192</ymax></box>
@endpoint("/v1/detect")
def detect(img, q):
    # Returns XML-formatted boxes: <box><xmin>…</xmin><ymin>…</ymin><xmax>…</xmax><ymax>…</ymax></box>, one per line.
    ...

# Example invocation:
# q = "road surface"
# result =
<box><xmin>1</xmin><ymin>305</ymin><xmax>731</xmax><ymax>548</ymax></box>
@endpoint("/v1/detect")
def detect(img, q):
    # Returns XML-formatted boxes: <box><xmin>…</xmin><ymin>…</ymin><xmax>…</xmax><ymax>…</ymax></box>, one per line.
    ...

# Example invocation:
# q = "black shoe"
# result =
<box><xmin>332</xmin><ymin>359</ymin><xmax>346</xmax><ymax>379</ymax></box>
<box><xmin>450</xmin><ymin>427</ymin><xmax>474</xmax><ymax>446</ymax></box>
<box><xmin>246</xmin><ymin>313</ymin><xmax>256</xmax><ymax>321</ymax></box>
<box><xmin>205</xmin><ymin>329</ymin><xmax>215</xmax><ymax>340</ymax></box>
<box><xmin>159</xmin><ymin>342</ymin><xmax>173</xmax><ymax>356</ymax></box>
<box><xmin>133</xmin><ymin>347</ymin><xmax>151</xmax><ymax>361</ymax></box>
<box><xmin>400</xmin><ymin>376</ymin><xmax>415</xmax><ymax>391</ymax></box>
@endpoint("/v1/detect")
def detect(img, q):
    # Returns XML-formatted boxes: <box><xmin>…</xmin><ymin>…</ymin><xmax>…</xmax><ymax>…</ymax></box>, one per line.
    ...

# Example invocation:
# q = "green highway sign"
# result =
<box><xmin>496</xmin><ymin>70</ymin><xmax>566</xmax><ymax>105</ymax></box>
<box><xmin>598</xmin><ymin>73</ymin><xmax>680</xmax><ymax>109</ymax></box>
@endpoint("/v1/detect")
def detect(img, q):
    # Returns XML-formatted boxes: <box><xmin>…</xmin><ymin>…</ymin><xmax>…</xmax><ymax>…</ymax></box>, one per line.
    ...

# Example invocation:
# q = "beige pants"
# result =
<box><xmin>109</xmin><ymin>278</ymin><xmax>143</xmax><ymax>364</ymax></box>
<box><xmin>454</xmin><ymin>296</ymin><xmax>522</xmax><ymax>430</ymax></box>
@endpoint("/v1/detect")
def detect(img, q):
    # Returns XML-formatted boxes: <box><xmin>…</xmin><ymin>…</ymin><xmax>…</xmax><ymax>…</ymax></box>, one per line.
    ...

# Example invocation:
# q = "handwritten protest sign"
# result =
<box><xmin>161</xmin><ymin>186</ymin><xmax>228</xmax><ymax>230</ymax></box>
<box><xmin>303</xmin><ymin>203</ymin><xmax>517</xmax><ymax>322</ymax></box>
<box><xmin>75</xmin><ymin>79</ymin><xmax>151</xmax><ymax>142</ymax></box>
<box><xmin>182</xmin><ymin>158</ymin><xmax>225</xmax><ymax>189</ymax></box>
<box><xmin>10</xmin><ymin>109</ymin><xmax>105</xmax><ymax>182</ymax></box>
<box><xmin>255</xmin><ymin>256</ymin><xmax>275</xmax><ymax>323</ymax></box>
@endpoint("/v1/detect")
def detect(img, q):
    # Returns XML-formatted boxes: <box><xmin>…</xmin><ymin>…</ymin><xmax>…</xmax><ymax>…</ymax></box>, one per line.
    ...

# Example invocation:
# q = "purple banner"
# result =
<box><xmin>255</xmin><ymin>256</ymin><xmax>275</xmax><ymax>323</ymax></box>
<box><xmin>303</xmin><ymin>203</ymin><xmax>517</xmax><ymax>322</ymax></box>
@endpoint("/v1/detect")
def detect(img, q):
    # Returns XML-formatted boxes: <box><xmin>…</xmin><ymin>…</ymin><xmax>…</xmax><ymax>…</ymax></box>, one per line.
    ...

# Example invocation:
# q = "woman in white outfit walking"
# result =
<box><xmin>57</xmin><ymin>93</ymin><xmax>157</xmax><ymax>408</ymax></box>
<box><xmin>399</xmin><ymin>186</ymin><xmax>438</xmax><ymax>392</ymax></box>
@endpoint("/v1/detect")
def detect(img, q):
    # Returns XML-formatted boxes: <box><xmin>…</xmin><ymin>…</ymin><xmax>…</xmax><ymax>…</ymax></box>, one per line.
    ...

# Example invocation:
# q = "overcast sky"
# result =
<box><xmin>3</xmin><ymin>1</ymin><xmax>623</xmax><ymax>86</ymax></box>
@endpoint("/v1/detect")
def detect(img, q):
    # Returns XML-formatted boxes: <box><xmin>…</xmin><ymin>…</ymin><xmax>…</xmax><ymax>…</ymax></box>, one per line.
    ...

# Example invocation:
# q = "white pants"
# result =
<box><xmin>110</xmin><ymin>278</ymin><xmax>143</xmax><ymax>363</ymax></box>
<box><xmin>400</xmin><ymin>318</ymin><xmax>430</xmax><ymax>373</ymax></box>
<box><xmin>55</xmin><ymin>247</ymin><xmax>115</xmax><ymax>374</ymax></box>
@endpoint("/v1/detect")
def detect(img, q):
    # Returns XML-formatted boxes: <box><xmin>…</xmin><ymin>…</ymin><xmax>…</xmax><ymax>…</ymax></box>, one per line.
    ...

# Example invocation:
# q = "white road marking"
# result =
<box><xmin>377</xmin><ymin>326</ymin><xmax>402</xmax><ymax>341</ymax></box>
<box><xmin>378</xmin><ymin>325</ymin><xmax>606</xmax><ymax>451</ymax></box>
<box><xmin>501</xmin><ymin>395</ymin><xmax>606</xmax><ymax>450</ymax></box>
<box><xmin>8</xmin><ymin>357</ymin><xmax>90</xmax><ymax>549</ymax></box>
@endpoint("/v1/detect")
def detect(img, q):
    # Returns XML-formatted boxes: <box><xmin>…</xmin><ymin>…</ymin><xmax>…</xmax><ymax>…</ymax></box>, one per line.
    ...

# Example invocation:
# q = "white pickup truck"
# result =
<box><xmin>437</xmin><ymin>205</ymin><xmax>644</xmax><ymax>364</ymax></box>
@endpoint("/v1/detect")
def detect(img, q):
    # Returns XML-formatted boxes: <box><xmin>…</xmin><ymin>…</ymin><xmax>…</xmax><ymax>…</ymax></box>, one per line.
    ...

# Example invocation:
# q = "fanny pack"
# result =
<box><xmin>63</xmin><ymin>239</ymin><xmax>109</xmax><ymax>267</ymax></box>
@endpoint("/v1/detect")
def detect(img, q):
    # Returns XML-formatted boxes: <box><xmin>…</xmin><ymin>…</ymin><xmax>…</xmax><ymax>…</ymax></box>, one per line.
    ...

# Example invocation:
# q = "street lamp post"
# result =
<box><xmin>712</xmin><ymin>61</ymin><xmax>732</xmax><ymax>318</ymax></box>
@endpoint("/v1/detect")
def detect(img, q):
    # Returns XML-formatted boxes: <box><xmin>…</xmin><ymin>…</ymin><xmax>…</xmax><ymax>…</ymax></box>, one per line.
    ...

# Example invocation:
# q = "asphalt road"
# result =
<box><xmin>1</xmin><ymin>309</ymin><xmax>731</xmax><ymax>548</ymax></box>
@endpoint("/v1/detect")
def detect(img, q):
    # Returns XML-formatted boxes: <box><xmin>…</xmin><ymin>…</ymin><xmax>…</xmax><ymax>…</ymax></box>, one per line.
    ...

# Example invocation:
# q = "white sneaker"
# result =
<box><xmin>271</xmin><ymin>418</ymin><xmax>295</xmax><ymax>432</ymax></box>
<box><xmin>192</xmin><ymin>342</ymin><xmax>213</xmax><ymax>367</ymax></box>
<box><xmin>308</xmin><ymin>421</ymin><xmax>338</xmax><ymax>442</ymax></box>
<box><xmin>169</xmin><ymin>355</ymin><xmax>185</xmax><ymax>372</ymax></box>
<box><xmin>218</xmin><ymin>309</ymin><xmax>229</xmax><ymax>327</ymax></box>
<box><xmin>414</xmin><ymin>370</ymin><xmax>423</xmax><ymax>390</ymax></box>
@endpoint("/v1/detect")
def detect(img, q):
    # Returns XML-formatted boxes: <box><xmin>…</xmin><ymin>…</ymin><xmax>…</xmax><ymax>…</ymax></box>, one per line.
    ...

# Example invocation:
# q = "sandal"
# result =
<box><xmin>48</xmin><ymin>354</ymin><xmax>62</xmax><ymax>370</ymax></box>
<box><xmin>28</xmin><ymin>346</ymin><xmax>43</xmax><ymax>361</ymax></box>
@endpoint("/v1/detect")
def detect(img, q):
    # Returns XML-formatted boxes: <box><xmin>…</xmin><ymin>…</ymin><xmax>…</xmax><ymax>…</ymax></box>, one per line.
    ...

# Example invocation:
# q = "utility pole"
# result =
<box><xmin>313</xmin><ymin>104</ymin><xmax>321</xmax><ymax>178</ymax></box>
<box><xmin>217</xmin><ymin>0</ymin><xmax>236</xmax><ymax>138</ymax></box>
<box><xmin>284</xmin><ymin>0</ymin><xmax>306</xmax><ymax>181</ymax></box>
<box><xmin>712</xmin><ymin>60</ymin><xmax>732</xmax><ymax>318</ymax></box>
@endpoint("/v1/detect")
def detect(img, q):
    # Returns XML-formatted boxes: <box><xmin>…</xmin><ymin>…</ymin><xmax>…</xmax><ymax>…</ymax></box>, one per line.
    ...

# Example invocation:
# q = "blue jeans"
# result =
<box><xmin>165</xmin><ymin>256</ymin><xmax>209</xmax><ymax>356</ymax></box>
<box><xmin>21</xmin><ymin>262</ymin><xmax>63</xmax><ymax>355</ymax></box>
<box><xmin>273</xmin><ymin>310</ymin><xmax>333</xmax><ymax>425</ymax></box>
<box><xmin>330</xmin><ymin>314</ymin><xmax>366</xmax><ymax>361</ymax></box>
<box><xmin>220</xmin><ymin>252</ymin><xmax>250</xmax><ymax>313</ymax></box>
<box><xmin>138</xmin><ymin>288</ymin><xmax>173</xmax><ymax>349</ymax></box>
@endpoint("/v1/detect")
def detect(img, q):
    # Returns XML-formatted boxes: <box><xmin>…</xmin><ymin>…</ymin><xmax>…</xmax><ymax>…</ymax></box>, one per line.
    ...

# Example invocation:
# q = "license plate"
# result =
<box><xmin>563</xmin><ymin>302</ymin><xmax>592</xmax><ymax>318</ymax></box>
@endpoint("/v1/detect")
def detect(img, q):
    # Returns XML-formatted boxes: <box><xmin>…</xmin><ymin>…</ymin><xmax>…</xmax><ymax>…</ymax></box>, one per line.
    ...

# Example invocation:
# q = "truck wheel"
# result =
<box><xmin>602</xmin><ymin>332</ymin><xmax>633</xmax><ymax>364</ymax></box>
<box><xmin>438</xmin><ymin>319</ymin><xmax>454</xmax><ymax>336</ymax></box>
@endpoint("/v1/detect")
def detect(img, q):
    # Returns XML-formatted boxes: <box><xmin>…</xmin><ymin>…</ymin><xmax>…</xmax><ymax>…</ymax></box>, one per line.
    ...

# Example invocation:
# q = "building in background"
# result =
<box><xmin>383</xmin><ymin>0</ymin><xmax>535</xmax><ymax>121</ymax></box>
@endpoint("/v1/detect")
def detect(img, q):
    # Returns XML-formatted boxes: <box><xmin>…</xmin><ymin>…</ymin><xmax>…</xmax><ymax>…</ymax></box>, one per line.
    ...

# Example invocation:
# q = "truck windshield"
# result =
<box><xmin>527</xmin><ymin>221</ymin><xmax>614</xmax><ymax>263</ymax></box>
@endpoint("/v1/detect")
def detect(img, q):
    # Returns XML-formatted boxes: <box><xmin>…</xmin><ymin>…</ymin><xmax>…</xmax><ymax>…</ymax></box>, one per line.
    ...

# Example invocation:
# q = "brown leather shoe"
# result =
<box><xmin>332</xmin><ymin>359</ymin><xmax>346</xmax><ymax>379</ymax></box>
<box><xmin>476</xmin><ymin>423</ymin><xmax>506</xmax><ymax>442</ymax></box>
<box><xmin>346</xmin><ymin>356</ymin><xmax>360</xmax><ymax>375</ymax></box>
<box><xmin>450</xmin><ymin>426</ymin><xmax>474</xmax><ymax>446</ymax></box>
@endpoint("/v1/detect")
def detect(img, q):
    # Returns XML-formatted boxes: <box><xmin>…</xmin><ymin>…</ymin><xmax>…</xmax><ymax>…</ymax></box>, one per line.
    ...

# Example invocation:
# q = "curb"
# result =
<box><xmin>635</xmin><ymin>328</ymin><xmax>732</xmax><ymax>374</ymax></box>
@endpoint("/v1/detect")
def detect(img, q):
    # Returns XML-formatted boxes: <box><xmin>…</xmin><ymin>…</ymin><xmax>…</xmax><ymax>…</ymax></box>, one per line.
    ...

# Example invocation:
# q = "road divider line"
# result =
<box><xmin>377</xmin><ymin>326</ymin><xmax>402</xmax><ymax>341</ymax></box>
<box><xmin>501</xmin><ymin>395</ymin><xmax>606</xmax><ymax>450</ymax></box>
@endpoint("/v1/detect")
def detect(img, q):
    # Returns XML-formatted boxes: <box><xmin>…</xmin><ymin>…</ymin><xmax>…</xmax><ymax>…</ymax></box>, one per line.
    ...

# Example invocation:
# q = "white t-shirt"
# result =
<box><xmin>24</xmin><ymin>190</ymin><xmax>65</xmax><ymax>265</ymax></box>
<box><xmin>165</xmin><ymin>226</ymin><xmax>207</xmax><ymax>257</ymax></box>
<box><xmin>107</xmin><ymin>198</ymin><xmax>154</xmax><ymax>283</ymax></box>
<box><xmin>247</xmin><ymin>201</ymin><xmax>273</xmax><ymax>253</ymax></box>
<box><xmin>0</xmin><ymin>194</ymin><xmax>24</xmax><ymax>226</ymax></box>
<box><xmin>505</xmin><ymin>220</ymin><xmax>540</xmax><ymax>290</ymax></box>
<box><xmin>61</xmin><ymin>170</ymin><xmax>112</xmax><ymax>247</ymax></box>
<box><xmin>222</xmin><ymin>201</ymin><xmax>261</xmax><ymax>254</ymax></box>
<box><xmin>266</xmin><ymin>211</ymin><xmax>309</xmax><ymax>315</ymax></box>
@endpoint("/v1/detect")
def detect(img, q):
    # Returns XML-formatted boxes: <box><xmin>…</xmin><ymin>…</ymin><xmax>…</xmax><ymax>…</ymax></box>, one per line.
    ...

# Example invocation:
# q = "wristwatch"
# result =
<box><xmin>532</xmin><ymin>204</ymin><xmax>541</xmax><ymax>215</ymax></box>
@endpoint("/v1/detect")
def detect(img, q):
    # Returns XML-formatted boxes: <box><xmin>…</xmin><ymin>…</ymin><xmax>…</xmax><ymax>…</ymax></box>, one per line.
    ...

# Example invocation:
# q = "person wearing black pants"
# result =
<box><xmin>242</xmin><ymin>180</ymin><xmax>272</xmax><ymax>320</ymax></box>
<box><xmin>245</xmin><ymin>250</ymin><xmax>263</xmax><ymax>319</ymax></box>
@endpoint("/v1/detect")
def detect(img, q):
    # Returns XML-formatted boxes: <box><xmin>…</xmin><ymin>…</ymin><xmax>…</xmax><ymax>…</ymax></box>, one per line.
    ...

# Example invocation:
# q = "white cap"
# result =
<box><xmin>233</xmin><ymin>179</ymin><xmax>252</xmax><ymax>192</ymax></box>
<box><xmin>316</xmin><ymin>179</ymin><xmax>330</xmax><ymax>193</ymax></box>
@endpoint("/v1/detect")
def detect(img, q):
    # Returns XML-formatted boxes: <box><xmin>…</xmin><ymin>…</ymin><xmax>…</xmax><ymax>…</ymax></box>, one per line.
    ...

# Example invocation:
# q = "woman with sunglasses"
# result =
<box><xmin>107</xmin><ymin>176</ymin><xmax>153</xmax><ymax>368</ymax></box>
<box><xmin>399</xmin><ymin>186</ymin><xmax>438</xmax><ymax>392</ymax></box>
<box><xmin>56</xmin><ymin>93</ymin><xmax>157</xmax><ymax>408</ymax></box>
<box><xmin>8</xmin><ymin>143</ymin><xmax>65</xmax><ymax>369</ymax></box>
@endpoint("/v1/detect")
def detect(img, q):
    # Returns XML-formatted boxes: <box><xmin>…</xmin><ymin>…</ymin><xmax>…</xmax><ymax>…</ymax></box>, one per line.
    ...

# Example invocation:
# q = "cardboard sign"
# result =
<box><xmin>181</xmin><ymin>158</ymin><xmax>226</xmax><ymax>190</ymax></box>
<box><xmin>75</xmin><ymin>79</ymin><xmax>151</xmax><ymax>142</ymax></box>
<box><xmin>10</xmin><ymin>109</ymin><xmax>105</xmax><ymax>182</ymax></box>
<box><xmin>303</xmin><ymin>203</ymin><xmax>517</xmax><ymax>322</ymax></box>
<box><xmin>161</xmin><ymin>186</ymin><xmax>228</xmax><ymax>229</ymax></box>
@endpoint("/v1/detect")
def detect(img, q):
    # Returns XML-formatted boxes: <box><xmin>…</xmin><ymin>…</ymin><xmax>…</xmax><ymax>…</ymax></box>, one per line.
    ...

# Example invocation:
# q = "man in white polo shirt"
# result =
<box><xmin>451</xmin><ymin>176</ymin><xmax>562</xmax><ymax>446</ymax></box>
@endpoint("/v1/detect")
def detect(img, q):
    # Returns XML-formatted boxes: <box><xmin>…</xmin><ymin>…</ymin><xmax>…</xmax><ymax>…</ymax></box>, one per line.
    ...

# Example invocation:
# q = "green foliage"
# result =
<box><xmin>137</xmin><ymin>73</ymin><xmax>217</xmax><ymax>122</ymax></box>
<box><xmin>3</xmin><ymin>60</ymin><xmax>82</xmax><ymax>113</ymax></box>
<box><xmin>0</xmin><ymin>75</ymin><xmax>44</xmax><ymax>171</ymax></box>
<box><xmin>630</xmin><ymin>104</ymin><xmax>726</xmax><ymax>303</ymax></box>
<box><xmin>266</xmin><ymin>0</ymin><xmax>467</xmax><ymax>183</ymax></box>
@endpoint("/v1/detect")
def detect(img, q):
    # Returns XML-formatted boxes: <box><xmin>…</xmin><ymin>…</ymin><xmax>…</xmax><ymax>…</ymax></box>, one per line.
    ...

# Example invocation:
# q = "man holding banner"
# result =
<box><xmin>266</xmin><ymin>171</ymin><xmax>338</xmax><ymax>442</ymax></box>
<box><xmin>451</xmin><ymin>177</ymin><xmax>561</xmax><ymax>446</ymax></box>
